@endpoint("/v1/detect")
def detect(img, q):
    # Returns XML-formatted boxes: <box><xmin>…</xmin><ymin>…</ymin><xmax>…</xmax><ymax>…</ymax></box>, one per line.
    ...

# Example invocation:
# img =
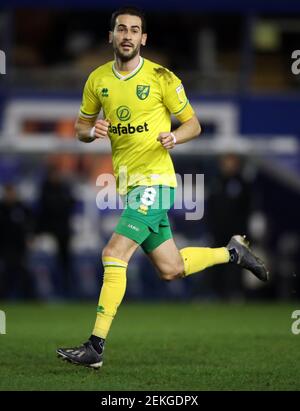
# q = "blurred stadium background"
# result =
<box><xmin>0</xmin><ymin>0</ymin><xmax>299</xmax><ymax>304</ymax></box>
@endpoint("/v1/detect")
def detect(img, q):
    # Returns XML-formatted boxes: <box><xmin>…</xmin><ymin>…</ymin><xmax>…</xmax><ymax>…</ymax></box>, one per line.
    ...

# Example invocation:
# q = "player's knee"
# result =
<box><xmin>102</xmin><ymin>244</ymin><xmax>119</xmax><ymax>260</ymax></box>
<box><xmin>159</xmin><ymin>260</ymin><xmax>185</xmax><ymax>281</ymax></box>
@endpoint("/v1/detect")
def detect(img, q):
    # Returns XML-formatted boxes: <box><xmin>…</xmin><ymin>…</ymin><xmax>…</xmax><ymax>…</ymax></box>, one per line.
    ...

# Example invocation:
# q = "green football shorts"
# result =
<box><xmin>114</xmin><ymin>185</ymin><xmax>176</xmax><ymax>254</ymax></box>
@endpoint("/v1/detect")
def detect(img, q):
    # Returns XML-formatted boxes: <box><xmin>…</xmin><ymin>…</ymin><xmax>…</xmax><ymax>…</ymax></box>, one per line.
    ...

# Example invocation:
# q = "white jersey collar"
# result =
<box><xmin>112</xmin><ymin>57</ymin><xmax>144</xmax><ymax>81</ymax></box>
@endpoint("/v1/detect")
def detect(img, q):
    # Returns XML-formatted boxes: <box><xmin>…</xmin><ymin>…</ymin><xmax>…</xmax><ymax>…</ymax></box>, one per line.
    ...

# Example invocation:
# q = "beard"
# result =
<box><xmin>113</xmin><ymin>42</ymin><xmax>140</xmax><ymax>62</ymax></box>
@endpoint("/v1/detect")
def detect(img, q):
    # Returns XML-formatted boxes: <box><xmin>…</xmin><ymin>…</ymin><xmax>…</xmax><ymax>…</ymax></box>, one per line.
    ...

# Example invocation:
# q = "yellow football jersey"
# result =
<box><xmin>79</xmin><ymin>57</ymin><xmax>194</xmax><ymax>194</ymax></box>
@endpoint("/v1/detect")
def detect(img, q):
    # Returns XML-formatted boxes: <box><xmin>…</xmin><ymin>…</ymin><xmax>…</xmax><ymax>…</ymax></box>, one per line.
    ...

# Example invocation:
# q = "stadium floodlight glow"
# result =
<box><xmin>0</xmin><ymin>310</ymin><xmax>6</xmax><ymax>334</ymax></box>
<box><xmin>0</xmin><ymin>50</ymin><xmax>6</xmax><ymax>75</ymax></box>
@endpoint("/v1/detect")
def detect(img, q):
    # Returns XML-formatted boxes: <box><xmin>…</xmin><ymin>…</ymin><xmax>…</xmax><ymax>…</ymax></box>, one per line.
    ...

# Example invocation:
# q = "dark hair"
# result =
<box><xmin>110</xmin><ymin>6</ymin><xmax>147</xmax><ymax>33</ymax></box>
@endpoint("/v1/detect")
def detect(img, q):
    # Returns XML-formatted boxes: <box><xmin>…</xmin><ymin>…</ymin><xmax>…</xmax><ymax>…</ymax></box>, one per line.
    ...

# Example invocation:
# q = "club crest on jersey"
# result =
<box><xmin>136</xmin><ymin>85</ymin><xmax>150</xmax><ymax>100</ymax></box>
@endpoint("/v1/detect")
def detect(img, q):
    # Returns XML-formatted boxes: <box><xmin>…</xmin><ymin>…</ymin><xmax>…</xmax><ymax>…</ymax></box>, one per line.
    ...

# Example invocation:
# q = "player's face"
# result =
<box><xmin>110</xmin><ymin>14</ymin><xmax>147</xmax><ymax>62</ymax></box>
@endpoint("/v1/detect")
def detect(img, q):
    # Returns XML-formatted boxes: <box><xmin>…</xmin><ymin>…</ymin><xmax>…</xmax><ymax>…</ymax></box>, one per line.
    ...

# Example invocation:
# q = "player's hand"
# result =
<box><xmin>92</xmin><ymin>119</ymin><xmax>110</xmax><ymax>139</ymax></box>
<box><xmin>157</xmin><ymin>132</ymin><xmax>176</xmax><ymax>150</ymax></box>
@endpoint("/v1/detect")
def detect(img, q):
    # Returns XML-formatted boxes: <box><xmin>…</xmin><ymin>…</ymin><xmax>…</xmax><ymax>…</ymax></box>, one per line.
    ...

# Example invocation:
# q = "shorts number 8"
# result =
<box><xmin>141</xmin><ymin>187</ymin><xmax>157</xmax><ymax>206</ymax></box>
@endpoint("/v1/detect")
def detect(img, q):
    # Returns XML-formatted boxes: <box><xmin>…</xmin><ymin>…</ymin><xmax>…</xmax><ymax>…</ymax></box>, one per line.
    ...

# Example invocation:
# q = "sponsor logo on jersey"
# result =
<box><xmin>136</xmin><ymin>85</ymin><xmax>150</xmax><ymax>100</ymax></box>
<box><xmin>117</xmin><ymin>105</ymin><xmax>131</xmax><ymax>121</ymax></box>
<box><xmin>109</xmin><ymin>122</ymin><xmax>149</xmax><ymax>136</ymax></box>
<box><xmin>112</xmin><ymin>106</ymin><xmax>149</xmax><ymax>135</ymax></box>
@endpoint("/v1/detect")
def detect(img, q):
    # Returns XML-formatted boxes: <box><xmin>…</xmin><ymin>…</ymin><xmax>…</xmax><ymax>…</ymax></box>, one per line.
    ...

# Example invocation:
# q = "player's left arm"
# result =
<box><xmin>158</xmin><ymin>71</ymin><xmax>201</xmax><ymax>149</ymax></box>
<box><xmin>157</xmin><ymin>112</ymin><xmax>201</xmax><ymax>150</ymax></box>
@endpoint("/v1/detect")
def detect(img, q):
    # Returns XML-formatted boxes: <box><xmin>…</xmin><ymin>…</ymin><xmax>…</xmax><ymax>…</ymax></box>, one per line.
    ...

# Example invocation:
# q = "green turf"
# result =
<box><xmin>0</xmin><ymin>302</ymin><xmax>300</xmax><ymax>391</ymax></box>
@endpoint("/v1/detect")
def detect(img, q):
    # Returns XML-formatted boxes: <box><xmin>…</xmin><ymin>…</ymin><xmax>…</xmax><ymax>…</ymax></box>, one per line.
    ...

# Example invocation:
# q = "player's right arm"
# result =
<box><xmin>75</xmin><ymin>118</ymin><xmax>110</xmax><ymax>143</ymax></box>
<box><xmin>76</xmin><ymin>72</ymin><xmax>109</xmax><ymax>143</ymax></box>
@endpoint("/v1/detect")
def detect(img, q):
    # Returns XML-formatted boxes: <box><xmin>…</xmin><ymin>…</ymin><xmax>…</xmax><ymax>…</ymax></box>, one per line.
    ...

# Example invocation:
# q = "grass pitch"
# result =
<box><xmin>0</xmin><ymin>302</ymin><xmax>300</xmax><ymax>391</ymax></box>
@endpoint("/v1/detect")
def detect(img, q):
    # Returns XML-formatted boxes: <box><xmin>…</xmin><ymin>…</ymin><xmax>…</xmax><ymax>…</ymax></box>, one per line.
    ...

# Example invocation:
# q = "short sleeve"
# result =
<box><xmin>161</xmin><ymin>70</ymin><xmax>190</xmax><ymax>117</ymax></box>
<box><xmin>79</xmin><ymin>73</ymin><xmax>101</xmax><ymax>120</ymax></box>
<box><xmin>175</xmin><ymin>102</ymin><xmax>195</xmax><ymax>122</ymax></box>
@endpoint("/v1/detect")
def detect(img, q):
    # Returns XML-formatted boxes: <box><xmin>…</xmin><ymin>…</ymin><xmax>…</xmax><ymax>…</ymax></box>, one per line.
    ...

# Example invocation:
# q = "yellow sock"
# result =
<box><xmin>180</xmin><ymin>247</ymin><xmax>229</xmax><ymax>277</ymax></box>
<box><xmin>92</xmin><ymin>256</ymin><xmax>128</xmax><ymax>339</ymax></box>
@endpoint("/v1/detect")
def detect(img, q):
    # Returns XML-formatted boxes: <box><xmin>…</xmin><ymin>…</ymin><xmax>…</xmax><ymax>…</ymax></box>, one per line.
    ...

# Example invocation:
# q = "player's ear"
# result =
<box><xmin>109</xmin><ymin>31</ymin><xmax>113</xmax><ymax>44</ymax></box>
<box><xmin>141</xmin><ymin>33</ymin><xmax>147</xmax><ymax>46</ymax></box>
